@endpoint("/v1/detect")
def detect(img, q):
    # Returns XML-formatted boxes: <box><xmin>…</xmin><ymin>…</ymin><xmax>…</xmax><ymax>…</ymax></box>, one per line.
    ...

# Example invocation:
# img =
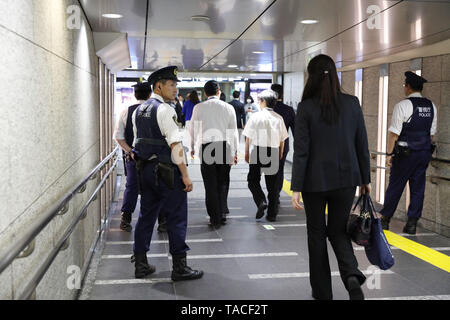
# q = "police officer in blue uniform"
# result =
<box><xmin>114</xmin><ymin>81</ymin><xmax>152</xmax><ymax>232</ymax></box>
<box><xmin>131</xmin><ymin>66</ymin><xmax>203</xmax><ymax>281</ymax></box>
<box><xmin>380</xmin><ymin>71</ymin><xmax>437</xmax><ymax>234</ymax></box>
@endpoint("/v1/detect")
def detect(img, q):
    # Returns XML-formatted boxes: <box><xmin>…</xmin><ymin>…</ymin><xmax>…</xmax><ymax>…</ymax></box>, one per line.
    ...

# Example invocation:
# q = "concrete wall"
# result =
<box><xmin>0</xmin><ymin>0</ymin><xmax>105</xmax><ymax>299</ymax></box>
<box><xmin>355</xmin><ymin>54</ymin><xmax>450</xmax><ymax>237</ymax></box>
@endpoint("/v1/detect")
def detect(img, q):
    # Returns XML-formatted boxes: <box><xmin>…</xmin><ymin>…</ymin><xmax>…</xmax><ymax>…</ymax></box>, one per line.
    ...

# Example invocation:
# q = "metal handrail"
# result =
<box><xmin>0</xmin><ymin>147</ymin><xmax>119</xmax><ymax>277</ymax></box>
<box><xmin>18</xmin><ymin>156</ymin><xmax>120</xmax><ymax>300</ymax></box>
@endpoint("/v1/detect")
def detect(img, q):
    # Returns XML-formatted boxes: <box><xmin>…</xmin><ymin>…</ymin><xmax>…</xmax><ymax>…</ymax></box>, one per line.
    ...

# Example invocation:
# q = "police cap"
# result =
<box><xmin>147</xmin><ymin>66</ymin><xmax>181</xmax><ymax>86</ymax></box>
<box><xmin>404</xmin><ymin>71</ymin><xmax>427</xmax><ymax>89</ymax></box>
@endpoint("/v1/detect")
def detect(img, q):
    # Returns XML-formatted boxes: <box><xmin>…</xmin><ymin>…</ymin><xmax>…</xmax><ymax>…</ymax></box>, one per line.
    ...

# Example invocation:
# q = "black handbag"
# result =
<box><xmin>347</xmin><ymin>194</ymin><xmax>372</xmax><ymax>246</ymax></box>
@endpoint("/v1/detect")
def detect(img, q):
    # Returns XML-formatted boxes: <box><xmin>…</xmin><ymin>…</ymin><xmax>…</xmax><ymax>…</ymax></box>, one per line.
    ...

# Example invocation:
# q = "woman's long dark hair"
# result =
<box><xmin>189</xmin><ymin>90</ymin><xmax>200</xmax><ymax>105</ymax></box>
<box><xmin>302</xmin><ymin>54</ymin><xmax>341</xmax><ymax>125</ymax></box>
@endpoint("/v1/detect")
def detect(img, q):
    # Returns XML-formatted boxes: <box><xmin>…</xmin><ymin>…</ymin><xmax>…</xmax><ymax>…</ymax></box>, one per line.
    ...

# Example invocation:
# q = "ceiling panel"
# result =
<box><xmin>81</xmin><ymin>0</ymin><xmax>450</xmax><ymax>74</ymax></box>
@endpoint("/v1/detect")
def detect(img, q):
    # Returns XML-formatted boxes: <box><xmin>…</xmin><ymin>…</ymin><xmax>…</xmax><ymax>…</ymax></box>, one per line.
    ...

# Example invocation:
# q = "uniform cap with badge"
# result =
<box><xmin>147</xmin><ymin>66</ymin><xmax>181</xmax><ymax>87</ymax></box>
<box><xmin>404</xmin><ymin>71</ymin><xmax>427</xmax><ymax>90</ymax></box>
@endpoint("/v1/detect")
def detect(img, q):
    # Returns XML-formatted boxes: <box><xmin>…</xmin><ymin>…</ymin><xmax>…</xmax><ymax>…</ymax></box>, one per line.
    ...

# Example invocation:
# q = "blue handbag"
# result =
<box><xmin>364</xmin><ymin>196</ymin><xmax>395</xmax><ymax>270</ymax></box>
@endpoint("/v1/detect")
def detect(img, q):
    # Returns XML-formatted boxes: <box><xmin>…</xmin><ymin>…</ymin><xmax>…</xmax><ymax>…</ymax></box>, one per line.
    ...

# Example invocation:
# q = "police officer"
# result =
<box><xmin>380</xmin><ymin>71</ymin><xmax>437</xmax><ymax>234</ymax></box>
<box><xmin>113</xmin><ymin>81</ymin><xmax>151</xmax><ymax>232</ymax></box>
<box><xmin>131</xmin><ymin>66</ymin><xmax>203</xmax><ymax>281</ymax></box>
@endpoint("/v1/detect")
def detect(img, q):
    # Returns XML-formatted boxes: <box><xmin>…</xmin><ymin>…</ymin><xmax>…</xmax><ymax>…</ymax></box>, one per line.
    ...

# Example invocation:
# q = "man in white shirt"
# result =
<box><xmin>380</xmin><ymin>71</ymin><xmax>437</xmax><ymax>234</ymax></box>
<box><xmin>243</xmin><ymin>89</ymin><xmax>289</xmax><ymax>222</ymax></box>
<box><xmin>113</xmin><ymin>81</ymin><xmax>151</xmax><ymax>233</ymax></box>
<box><xmin>190</xmin><ymin>80</ymin><xmax>239</xmax><ymax>228</ymax></box>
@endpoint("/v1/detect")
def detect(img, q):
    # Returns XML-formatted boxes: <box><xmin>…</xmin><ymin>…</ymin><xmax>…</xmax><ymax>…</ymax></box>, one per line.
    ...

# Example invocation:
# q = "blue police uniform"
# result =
<box><xmin>381</xmin><ymin>72</ymin><xmax>436</xmax><ymax>233</ymax></box>
<box><xmin>131</xmin><ymin>66</ymin><xmax>203</xmax><ymax>281</ymax></box>
<box><xmin>381</xmin><ymin>97</ymin><xmax>434</xmax><ymax>219</ymax></box>
<box><xmin>133</xmin><ymin>97</ymin><xmax>190</xmax><ymax>256</ymax></box>
<box><xmin>120</xmin><ymin>103</ymin><xmax>141</xmax><ymax>217</ymax></box>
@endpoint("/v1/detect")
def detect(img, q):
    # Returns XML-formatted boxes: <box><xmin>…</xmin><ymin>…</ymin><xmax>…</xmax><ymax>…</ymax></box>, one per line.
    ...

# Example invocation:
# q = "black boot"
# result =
<box><xmin>120</xmin><ymin>212</ymin><xmax>133</xmax><ymax>232</ymax></box>
<box><xmin>403</xmin><ymin>217</ymin><xmax>418</xmax><ymax>235</ymax></box>
<box><xmin>171</xmin><ymin>254</ymin><xmax>204</xmax><ymax>281</ymax></box>
<box><xmin>380</xmin><ymin>215</ymin><xmax>391</xmax><ymax>230</ymax></box>
<box><xmin>346</xmin><ymin>276</ymin><xmax>364</xmax><ymax>300</ymax></box>
<box><xmin>134</xmin><ymin>253</ymin><xmax>156</xmax><ymax>279</ymax></box>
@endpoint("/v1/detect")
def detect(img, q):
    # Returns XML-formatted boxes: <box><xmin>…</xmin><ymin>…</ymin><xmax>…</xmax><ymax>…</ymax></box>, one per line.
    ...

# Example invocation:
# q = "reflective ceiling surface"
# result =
<box><xmin>80</xmin><ymin>0</ymin><xmax>450</xmax><ymax>73</ymax></box>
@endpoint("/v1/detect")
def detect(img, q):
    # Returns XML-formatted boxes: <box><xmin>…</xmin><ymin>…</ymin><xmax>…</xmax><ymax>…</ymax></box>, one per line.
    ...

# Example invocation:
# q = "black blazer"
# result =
<box><xmin>291</xmin><ymin>93</ymin><xmax>370</xmax><ymax>193</ymax></box>
<box><xmin>229</xmin><ymin>100</ymin><xmax>246</xmax><ymax>129</ymax></box>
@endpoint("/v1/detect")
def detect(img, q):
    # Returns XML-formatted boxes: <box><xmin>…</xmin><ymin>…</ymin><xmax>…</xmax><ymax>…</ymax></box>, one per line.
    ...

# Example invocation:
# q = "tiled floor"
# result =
<box><xmin>80</xmin><ymin>143</ymin><xmax>450</xmax><ymax>301</ymax></box>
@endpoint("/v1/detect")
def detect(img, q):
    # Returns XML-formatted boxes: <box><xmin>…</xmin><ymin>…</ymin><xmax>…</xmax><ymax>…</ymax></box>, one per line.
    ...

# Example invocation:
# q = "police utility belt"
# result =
<box><xmin>135</xmin><ymin>138</ymin><xmax>176</xmax><ymax>190</ymax></box>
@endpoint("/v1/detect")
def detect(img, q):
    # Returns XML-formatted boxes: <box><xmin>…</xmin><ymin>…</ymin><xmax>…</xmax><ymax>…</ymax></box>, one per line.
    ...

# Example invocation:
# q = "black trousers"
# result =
<box><xmin>200</xmin><ymin>142</ymin><xmax>232</xmax><ymax>225</ymax></box>
<box><xmin>247</xmin><ymin>147</ymin><xmax>281</xmax><ymax>217</ymax></box>
<box><xmin>276</xmin><ymin>153</ymin><xmax>287</xmax><ymax>194</ymax></box>
<box><xmin>302</xmin><ymin>187</ymin><xmax>366</xmax><ymax>300</ymax></box>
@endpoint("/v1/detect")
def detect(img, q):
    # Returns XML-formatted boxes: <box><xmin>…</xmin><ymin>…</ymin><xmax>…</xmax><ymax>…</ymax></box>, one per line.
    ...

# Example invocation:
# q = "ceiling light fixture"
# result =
<box><xmin>191</xmin><ymin>15</ymin><xmax>210</xmax><ymax>22</ymax></box>
<box><xmin>102</xmin><ymin>13</ymin><xmax>123</xmax><ymax>19</ymax></box>
<box><xmin>301</xmin><ymin>19</ymin><xmax>318</xmax><ymax>24</ymax></box>
<box><xmin>253</xmin><ymin>51</ymin><xmax>265</xmax><ymax>54</ymax></box>
<box><xmin>228</xmin><ymin>64</ymin><xmax>238</xmax><ymax>68</ymax></box>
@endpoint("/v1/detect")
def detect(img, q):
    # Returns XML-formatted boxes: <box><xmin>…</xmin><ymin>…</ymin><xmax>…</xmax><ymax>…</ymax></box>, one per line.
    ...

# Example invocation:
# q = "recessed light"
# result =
<box><xmin>191</xmin><ymin>15</ymin><xmax>210</xmax><ymax>22</ymax></box>
<box><xmin>228</xmin><ymin>64</ymin><xmax>238</xmax><ymax>68</ymax></box>
<box><xmin>102</xmin><ymin>13</ymin><xmax>123</xmax><ymax>19</ymax></box>
<box><xmin>253</xmin><ymin>51</ymin><xmax>265</xmax><ymax>54</ymax></box>
<box><xmin>301</xmin><ymin>19</ymin><xmax>318</xmax><ymax>24</ymax></box>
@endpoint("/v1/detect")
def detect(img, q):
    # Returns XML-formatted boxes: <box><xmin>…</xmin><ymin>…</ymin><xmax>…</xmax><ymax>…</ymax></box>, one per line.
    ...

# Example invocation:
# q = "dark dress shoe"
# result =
<box><xmin>347</xmin><ymin>276</ymin><xmax>364</xmax><ymax>300</ymax></box>
<box><xmin>266</xmin><ymin>216</ymin><xmax>276</xmax><ymax>222</ymax></box>
<box><xmin>403</xmin><ymin>217</ymin><xmax>418</xmax><ymax>234</ymax></box>
<box><xmin>256</xmin><ymin>202</ymin><xmax>268</xmax><ymax>219</ymax></box>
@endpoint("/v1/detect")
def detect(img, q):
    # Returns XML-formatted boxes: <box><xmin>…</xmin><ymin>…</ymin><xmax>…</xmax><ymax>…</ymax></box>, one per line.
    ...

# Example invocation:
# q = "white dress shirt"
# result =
<box><xmin>113</xmin><ymin>100</ymin><xmax>146</xmax><ymax>142</ymax></box>
<box><xmin>132</xmin><ymin>94</ymin><xmax>183</xmax><ymax>147</ymax></box>
<box><xmin>389</xmin><ymin>92</ymin><xmax>437</xmax><ymax>136</ymax></box>
<box><xmin>242</xmin><ymin>108</ymin><xmax>289</xmax><ymax>148</ymax></box>
<box><xmin>189</xmin><ymin>96</ymin><xmax>239</xmax><ymax>156</ymax></box>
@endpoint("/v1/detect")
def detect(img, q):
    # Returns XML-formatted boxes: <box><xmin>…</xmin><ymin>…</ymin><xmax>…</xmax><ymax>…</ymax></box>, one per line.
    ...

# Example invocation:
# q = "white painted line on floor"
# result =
<box><xmin>353</xmin><ymin>246</ymin><xmax>450</xmax><ymax>252</ymax></box>
<box><xmin>367</xmin><ymin>295</ymin><xmax>450</xmax><ymax>300</ymax></box>
<box><xmin>106</xmin><ymin>239</ymin><xmax>223</xmax><ymax>245</ymax></box>
<box><xmin>205</xmin><ymin>215</ymin><xmax>248</xmax><ymax>219</ymax></box>
<box><xmin>102</xmin><ymin>253</ymin><xmax>168</xmax><ymax>259</ymax></box>
<box><xmin>102</xmin><ymin>252</ymin><xmax>298</xmax><ymax>260</ymax></box>
<box><xmin>269</xmin><ymin>224</ymin><xmax>307</xmax><ymax>228</ymax></box>
<box><xmin>95</xmin><ymin>278</ymin><xmax>172</xmax><ymax>285</ymax></box>
<box><xmin>185</xmin><ymin>252</ymin><xmax>298</xmax><ymax>260</ymax></box>
<box><xmin>430</xmin><ymin>247</ymin><xmax>450</xmax><ymax>251</ymax></box>
<box><xmin>249</xmin><ymin>269</ymin><xmax>394</xmax><ymax>279</ymax></box>
<box><xmin>277</xmin><ymin>214</ymin><xmax>297</xmax><ymax>217</ymax></box>
<box><xmin>396</xmin><ymin>233</ymin><xmax>438</xmax><ymax>237</ymax></box>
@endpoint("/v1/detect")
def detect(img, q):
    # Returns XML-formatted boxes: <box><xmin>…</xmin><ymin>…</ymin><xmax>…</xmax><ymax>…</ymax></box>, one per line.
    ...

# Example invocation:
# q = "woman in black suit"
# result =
<box><xmin>291</xmin><ymin>54</ymin><xmax>371</xmax><ymax>300</ymax></box>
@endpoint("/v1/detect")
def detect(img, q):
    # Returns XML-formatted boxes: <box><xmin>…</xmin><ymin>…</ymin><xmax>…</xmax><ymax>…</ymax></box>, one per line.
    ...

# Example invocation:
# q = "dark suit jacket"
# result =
<box><xmin>273</xmin><ymin>101</ymin><xmax>296</xmax><ymax>157</ymax></box>
<box><xmin>291</xmin><ymin>93</ymin><xmax>371</xmax><ymax>193</ymax></box>
<box><xmin>229</xmin><ymin>99</ymin><xmax>246</xmax><ymax>129</ymax></box>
